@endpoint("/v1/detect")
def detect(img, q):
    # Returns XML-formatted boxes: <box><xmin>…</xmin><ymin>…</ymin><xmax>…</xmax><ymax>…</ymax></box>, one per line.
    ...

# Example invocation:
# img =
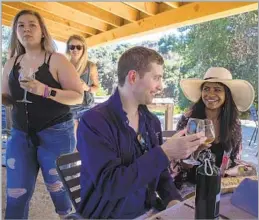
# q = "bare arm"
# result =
<box><xmin>231</xmin><ymin>120</ymin><xmax>242</xmax><ymax>161</ymax></box>
<box><xmin>49</xmin><ymin>53</ymin><xmax>84</xmax><ymax>105</ymax></box>
<box><xmin>81</xmin><ymin>62</ymin><xmax>100</xmax><ymax>94</ymax></box>
<box><xmin>2</xmin><ymin>58</ymin><xmax>15</xmax><ymax>106</ymax></box>
<box><xmin>89</xmin><ymin>63</ymin><xmax>99</xmax><ymax>93</ymax></box>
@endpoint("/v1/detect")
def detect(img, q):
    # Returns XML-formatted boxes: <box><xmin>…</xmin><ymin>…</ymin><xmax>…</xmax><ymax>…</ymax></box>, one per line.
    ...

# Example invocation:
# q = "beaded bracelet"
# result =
<box><xmin>43</xmin><ymin>85</ymin><xmax>49</xmax><ymax>98</ymax></box>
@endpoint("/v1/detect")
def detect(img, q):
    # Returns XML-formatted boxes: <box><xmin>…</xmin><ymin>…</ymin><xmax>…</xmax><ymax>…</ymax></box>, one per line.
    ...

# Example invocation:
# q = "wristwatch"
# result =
<box><xmin>49</xmin><ymin>89</ymin><xmax>57</xmax><ymax>97</ymax></box>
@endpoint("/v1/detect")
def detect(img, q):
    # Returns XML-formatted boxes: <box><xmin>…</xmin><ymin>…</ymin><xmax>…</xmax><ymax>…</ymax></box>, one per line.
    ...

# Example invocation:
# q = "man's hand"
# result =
<box><xmin>166</xmin><ymin>200</ymin><xmax>181</xmax><ymax>209</ymax></box>
<box><xmin>161</xmin><ymin>129</ymin><xmax>207</xmax><ymax>161</ymax></box>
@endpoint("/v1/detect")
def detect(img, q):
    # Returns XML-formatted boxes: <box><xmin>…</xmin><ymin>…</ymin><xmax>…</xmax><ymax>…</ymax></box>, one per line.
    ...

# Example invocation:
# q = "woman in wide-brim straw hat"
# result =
<box><xmin>173</xmin><ymin>67</ymin><xmax>255</xmax><ymax>187</ymax></box>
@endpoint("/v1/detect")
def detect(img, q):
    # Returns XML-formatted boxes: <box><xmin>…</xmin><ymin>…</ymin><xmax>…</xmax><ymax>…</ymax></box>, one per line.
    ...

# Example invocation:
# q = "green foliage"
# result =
<box><xmin>174</xmin><ymin>105</ymin><xmax>183</xmax><ymax>114</ymax></box>
<box><xmin>88</xmin><ymin>44</ymin><xmax>132</xmax><ymax>95</ymax></box>
<box><xmin>95</xmin><ymin>86</ymin><xmax>108</xmax><ymax>96</ymax></box>
<box><xmin>2</xmin><ymin>26</ymin><xmax>11</xmax><ymax>66</ymax></box>
<box><xmin>151</xmin><ymin>110</ymin><xmax>164</xmax><ymax>116</ymax></box>
<box><xmin>175</xmin><ymin>11</ymin><xmax>258</xmax><ymax>110</ymax></box>
<box><xmin>239</xmin><ymin>111</ymin><xmax>251</xmax><ymax>120</ymax></box>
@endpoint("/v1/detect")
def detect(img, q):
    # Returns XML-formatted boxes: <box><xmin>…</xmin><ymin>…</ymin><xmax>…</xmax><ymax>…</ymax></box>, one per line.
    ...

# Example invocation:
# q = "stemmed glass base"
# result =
<box><xmin>17</xmin><ymin>99</ymin><xmax>32</xmax><ymax>104</ymax></box>
<box><xmin>17</xmin><ymin>91</ymin><xmax>32</xmax><ymax>103</ymax></box>
<box><xmin>17</xmin><ymin>67</ymin><xmax>35</xmax><ymax>103</ymax></box>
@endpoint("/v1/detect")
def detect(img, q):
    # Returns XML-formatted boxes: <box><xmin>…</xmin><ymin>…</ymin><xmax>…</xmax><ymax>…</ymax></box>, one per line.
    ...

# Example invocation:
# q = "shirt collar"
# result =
<box><xmin>108</xmin><ymin>87</ymin><xmax>128</xmax><ymax>124</ymax></box>
<box><xmin>108</xmin><ymin>87</ymin><xmax>152</xmax><ymax>125</ymax></box>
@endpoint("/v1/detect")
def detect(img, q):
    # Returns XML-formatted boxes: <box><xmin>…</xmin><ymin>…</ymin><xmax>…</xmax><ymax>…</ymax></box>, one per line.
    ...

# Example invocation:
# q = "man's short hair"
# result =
<box><xmin>117</xmin><ymin>46</ymin><xmax>164</xmax><ymax>86</ymax></box>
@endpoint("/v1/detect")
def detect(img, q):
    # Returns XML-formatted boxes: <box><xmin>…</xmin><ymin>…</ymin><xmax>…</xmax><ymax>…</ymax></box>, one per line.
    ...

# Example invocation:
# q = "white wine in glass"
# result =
<box><xmin>17</xmin><ymin>67</ymin><xmax>35</xmax><ymax>103</ymax></box>
<box><xmin>197</xmin><ymin>119</ymin><xmax>215</xmax><ymax>145</ymax></box>
<box><xmin>182</xmin><ymin>118</ymin><xmax>205</xmax><ymax>166</ymax></box>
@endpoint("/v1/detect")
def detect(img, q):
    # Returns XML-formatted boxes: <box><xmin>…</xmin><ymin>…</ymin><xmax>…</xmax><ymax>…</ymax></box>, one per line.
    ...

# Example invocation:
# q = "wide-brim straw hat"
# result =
<box><xmin>180</xmin><ymin>67</ymin><xmax>255</xmax><ymax>112</ymax></box>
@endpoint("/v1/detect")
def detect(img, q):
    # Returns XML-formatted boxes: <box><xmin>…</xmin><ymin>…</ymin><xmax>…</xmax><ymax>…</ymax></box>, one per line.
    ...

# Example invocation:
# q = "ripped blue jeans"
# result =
<box><xmin>5</xmin><ymin>119</ymin><xmax>76</xmax><ymax>219</ymax></box>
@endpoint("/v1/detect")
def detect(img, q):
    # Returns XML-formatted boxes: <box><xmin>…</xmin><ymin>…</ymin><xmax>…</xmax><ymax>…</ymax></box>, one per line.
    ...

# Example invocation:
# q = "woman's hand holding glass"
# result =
<box><xmin>17</xmin><ymin>67</ymin><xmax>35</xmax><ymax>103</ymax></box>
<box><xmin>19</xmin><ymin>67</ymin><xmax>47</xmax><ymax>99</ymax></box>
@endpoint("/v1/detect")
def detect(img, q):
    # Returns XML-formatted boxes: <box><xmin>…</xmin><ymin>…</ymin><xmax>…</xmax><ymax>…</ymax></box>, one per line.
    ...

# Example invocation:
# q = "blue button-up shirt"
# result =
<box><xmin>76</xmin><ymin>88</ymin><xmax>182</xmax><ymax>219</ymax></box>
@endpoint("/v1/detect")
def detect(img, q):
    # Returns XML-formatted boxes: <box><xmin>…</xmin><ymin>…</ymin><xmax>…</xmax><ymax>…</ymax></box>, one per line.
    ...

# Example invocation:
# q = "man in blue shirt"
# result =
<box><xmin>76</xmin><ymin>46</ymin><xmax>206</xmax><ymax>219</ymax></box>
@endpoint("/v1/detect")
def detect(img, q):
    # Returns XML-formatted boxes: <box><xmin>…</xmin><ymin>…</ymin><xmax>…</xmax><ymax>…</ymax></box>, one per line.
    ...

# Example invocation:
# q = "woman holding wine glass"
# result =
<box><xmin>173</xmin><ymin>67</ymin><xmax>255</xmax><ymax>187</ymax></box>
<box><xmin>2</xmin><ymin>9</ymin><xmax>84</xmax><ymax>219</ymax></box>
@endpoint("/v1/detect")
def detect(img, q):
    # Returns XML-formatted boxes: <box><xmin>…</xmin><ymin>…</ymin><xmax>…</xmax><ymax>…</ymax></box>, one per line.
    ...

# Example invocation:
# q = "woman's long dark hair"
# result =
<box><xmin>188</xmin><ymin>82</ymin><xmax>239</xmax><ymax>152</ymax></box>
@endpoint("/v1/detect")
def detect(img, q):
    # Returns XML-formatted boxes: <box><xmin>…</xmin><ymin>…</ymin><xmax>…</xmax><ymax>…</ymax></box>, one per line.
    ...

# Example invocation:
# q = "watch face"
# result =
<box><xmin>50</xmin><ymin>90</ymin><xmax>57</xmax><ymax>97</ymax></box>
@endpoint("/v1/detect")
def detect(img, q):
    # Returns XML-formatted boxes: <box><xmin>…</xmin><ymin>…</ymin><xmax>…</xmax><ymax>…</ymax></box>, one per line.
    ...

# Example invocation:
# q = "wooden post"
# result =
<box><xmin>165</xmin><ymin>104</ymin><xmax>173</xmax><ymax>130</ymax></box>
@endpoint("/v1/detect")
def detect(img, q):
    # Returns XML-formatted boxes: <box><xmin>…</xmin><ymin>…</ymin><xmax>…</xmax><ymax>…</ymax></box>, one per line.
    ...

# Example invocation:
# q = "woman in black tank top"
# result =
<box><xmin>66</xmin><ymin>35</ymin><xmax>100</xmax><ymax>133</ymax></box>
<box><xmin>2</xmin><ymin>10</ymin><xmax>84</xmax><ymax>219</ymax></box>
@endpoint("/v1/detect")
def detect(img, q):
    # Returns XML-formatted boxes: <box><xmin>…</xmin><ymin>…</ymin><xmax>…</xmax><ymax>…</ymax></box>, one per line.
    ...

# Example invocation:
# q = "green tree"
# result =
<box><xmin>158</xmin><ymin>11</ymin><xmax>258</xmax><ymax>111</ymax></box>
<box><xmin>2</xmin><ymin>25</ymin><xmax>11</xmax><ymax>66</ymax></box>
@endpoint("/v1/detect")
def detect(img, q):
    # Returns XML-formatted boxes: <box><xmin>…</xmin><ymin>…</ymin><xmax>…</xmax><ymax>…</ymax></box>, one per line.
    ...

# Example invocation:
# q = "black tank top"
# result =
<box><xmin>9</xmin><ymin>53</ymin><xmax>72</xmax><ymax>143</ymax></box>
<box><xmin>70</xmin><ymin>62</ymin><xmax>94</xmax><ymax>110</ymax></box>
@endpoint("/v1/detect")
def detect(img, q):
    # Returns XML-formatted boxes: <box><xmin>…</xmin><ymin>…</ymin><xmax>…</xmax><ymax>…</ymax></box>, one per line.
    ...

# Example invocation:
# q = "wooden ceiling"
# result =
<box><xmin>2</xmin><ymin>2</ymin><xmax>258</xmax><ymax>47</ymax></box>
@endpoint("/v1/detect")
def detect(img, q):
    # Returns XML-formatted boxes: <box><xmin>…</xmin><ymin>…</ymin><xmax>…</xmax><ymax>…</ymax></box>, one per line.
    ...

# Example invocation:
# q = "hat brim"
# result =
<box><xmin>180</xmin><ymin>78</ymin><xmax>255</xmax><ymax>112</ymax></box>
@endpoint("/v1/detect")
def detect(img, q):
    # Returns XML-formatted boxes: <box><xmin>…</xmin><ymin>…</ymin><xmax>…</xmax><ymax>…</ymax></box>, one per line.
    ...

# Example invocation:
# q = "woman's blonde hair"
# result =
<box><xmin>9</xmin><ymin>9</ymin><xmax>56</xmax><ymax>58</ymax></box>
<box><xmin>66</xmin><ymin>35</ymin><xmax>88</xmax><ymax>75</ymax></box>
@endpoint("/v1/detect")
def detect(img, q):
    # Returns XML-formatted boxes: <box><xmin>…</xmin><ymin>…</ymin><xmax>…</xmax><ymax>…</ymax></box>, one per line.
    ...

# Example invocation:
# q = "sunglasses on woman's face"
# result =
<box><xmin>69</xmin><ymin>45</ymin><xmax>83</xmax><ymax>50</ymax></box>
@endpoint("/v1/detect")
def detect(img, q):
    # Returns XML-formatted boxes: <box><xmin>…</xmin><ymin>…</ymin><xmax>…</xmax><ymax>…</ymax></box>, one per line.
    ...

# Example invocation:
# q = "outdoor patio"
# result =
<box><xmin>1</xmin><ymin>1</ymin><xmax>258</xmax><ymax>219</ymax></box>
<box><xmin>1</xmin><ymin>116</ymin><xmax>257</xmax><ymax>219</ymax></box>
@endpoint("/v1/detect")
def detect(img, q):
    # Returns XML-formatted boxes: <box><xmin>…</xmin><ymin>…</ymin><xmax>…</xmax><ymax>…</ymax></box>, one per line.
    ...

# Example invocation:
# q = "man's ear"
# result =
<box><xmin>128</xmin><ymin>70</ymin><xmax>137</xmax><ymax>84</ymax></box>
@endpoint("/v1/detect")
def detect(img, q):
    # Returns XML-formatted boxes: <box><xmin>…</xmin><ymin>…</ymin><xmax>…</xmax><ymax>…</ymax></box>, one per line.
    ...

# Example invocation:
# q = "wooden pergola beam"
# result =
<box><xmin>2</xmin><ymin>2</ymin><xmax>98</xmax><ymax>36</ymax></box>
<box><xmin>2</xmin><ymin>11</ymin><xmax>89</xmax><ymax>39</ymax></box>
<box><xmin>87</xmin><ymin>2</ymin><xmax>140</xmax><ymax>22</ymax></box>
<box><xmin>23</xmin><ymin>2</ymin><xmax>109</xmax><ymax>32</ymax></box>
<box><xmin>164</xmin><ymin>2</ymin><xmax>181</xmax><ymax>9</ymax></box>
<box><xmin>124</xmin><ymin>2</ymin><xmax>159</xmax><ymax>16</ymax></box>
<box><xmin>3</xmin><ymin>16</ymin><xmax>78</xmax><ymax>41</ymax></box>
<box><xmin>86</xmin><ymin>2</ymin><xmax>258</xmax><ymax>47</ymax></box>
<box><xmin>59</xmin><ymin>2</ymin><xmax>123</xmax><ymax>27</ymax></box>
<box><xmin>2</xmin><ymin>19</ymin><xmax>68</xmax><ymax>43</ymax></box>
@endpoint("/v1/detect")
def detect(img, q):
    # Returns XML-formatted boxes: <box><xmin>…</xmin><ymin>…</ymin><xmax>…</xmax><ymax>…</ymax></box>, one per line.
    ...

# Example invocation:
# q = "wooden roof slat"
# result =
<box><xmin>2</xmin><ymin>3</ymin><xmax>98</xmax><ymax>36</ymax></box>
<box><xmin>158</xmin><ymin>3</ymin><xmax>177</xmax><ymax>13</ymax></box>
<box><xmin>59</xmin><ymin>2</ymin><xmax>123</xmax><ymax>27</ymax></box>
<box><xmin>2</xmin><ymin>11</ymin><xmax>88</xmax><ymax>39</ymax></box>
<box><xmin>164</xmin><ymin>2</ymin><xmax>181</xmax><ymax>9</ymax></box>
<box><xmin>2</xmin><ymin>19</ymin><xmax>11</xmax><ymax>27</ymax></box>
<box><xmin>23</xmin><ymin>2</ymin><xmax>108</xmax><ymax>32</ymax></box>
<box><xmin>124</xmin><ymin>2</ymin><xmax>159</xmax><ymax>16</ymax></box>
<box><xmin>2</xmin><ymin>1</ymin><xmax>257</xmax><ymax>47</ymax></box>
<box><xmin>86</xmin><ymin>2</ymin><xmax>258</xmax><ymax>47</ymax></box>
<box><xmin>51</xmin><ymin>35</ymin><xmax>68</xmax><ymax>43</ymax></box>
<box><xmin>87</xmin><ymin>2</ymin><xmax>140</xmax><ymax>22</ymax></box>
<box><xmin>2</xmin><ymin>18</ymin><xmax>68</xmax><ymax>43</ymax></box>
<box><xmin>3</xmin><ymin>15</ymin><xmax>79</xmax><ymax>41</ymax></box>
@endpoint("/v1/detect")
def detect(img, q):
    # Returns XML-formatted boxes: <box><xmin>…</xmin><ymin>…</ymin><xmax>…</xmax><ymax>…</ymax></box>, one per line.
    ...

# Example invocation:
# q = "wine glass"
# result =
<box><xmin>182</xmin><ymin>118</ymin><xmax>205</xmax><ymax>166</ymax></box>
<box><xmin>197</xmin><ymin>119</ymin><xmax>215</xmax><ymax>145</ymax></box>
<box><xmin>17</xmin><ymin>67</ymin><xmax>35</xmax><ymax>103</ymax></box>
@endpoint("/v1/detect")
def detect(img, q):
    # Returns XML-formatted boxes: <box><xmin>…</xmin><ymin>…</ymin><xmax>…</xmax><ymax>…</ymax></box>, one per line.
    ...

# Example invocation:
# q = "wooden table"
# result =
<box><xmin>147</xmin><ymin>194</ymin><xmax>257</xmax><ymax>220</ymax></box>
